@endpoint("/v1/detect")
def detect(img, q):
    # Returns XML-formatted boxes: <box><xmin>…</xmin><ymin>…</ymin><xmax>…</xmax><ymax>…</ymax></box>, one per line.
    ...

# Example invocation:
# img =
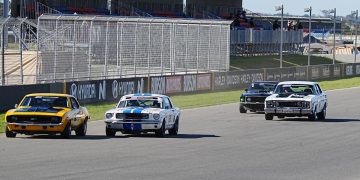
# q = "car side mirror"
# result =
<box><xmin>14</xmin><ymin>104</ymin><xmax>18</xmax><ymax>108</ymax></box>
<box><xmin>244</xmin><ymin>89</ymin><xmax>248</xmax><ymax>92</ymax></box>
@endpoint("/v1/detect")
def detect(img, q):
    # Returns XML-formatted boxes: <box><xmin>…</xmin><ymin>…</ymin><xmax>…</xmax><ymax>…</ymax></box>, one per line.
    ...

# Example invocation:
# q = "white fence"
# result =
<box><xmin>37</xmin><ymin>15</ymin><xmax>232</xmax><ymax>83</ymax></box>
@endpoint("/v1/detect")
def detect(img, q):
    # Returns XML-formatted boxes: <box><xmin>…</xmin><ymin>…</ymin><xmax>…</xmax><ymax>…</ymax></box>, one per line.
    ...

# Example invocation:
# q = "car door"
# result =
<box><xmin>165</xmin><ymin>97</ymin><xmax>176</xmax><ymax>126</ymax></box>
<box><xmin>316</xmin><ymin>84</ymin><xmax>326</xmax><ymax>111</ymax></box>
<box><xmin>162</xmin><ymin>97</ymin><xmax>172</xmax><ymax>128</ymax></box>
<box><xmin>70</xmin><ymin>97</ymin><xmax>84</xmax><ymax>128</ymax></box>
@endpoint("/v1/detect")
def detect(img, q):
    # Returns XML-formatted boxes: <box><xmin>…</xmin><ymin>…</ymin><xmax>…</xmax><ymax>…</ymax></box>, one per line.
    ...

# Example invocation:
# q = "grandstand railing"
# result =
<box><xmin>231</xmin><ymin>28</ymin><xmax>303</xmax><ymax>44</ymax></box>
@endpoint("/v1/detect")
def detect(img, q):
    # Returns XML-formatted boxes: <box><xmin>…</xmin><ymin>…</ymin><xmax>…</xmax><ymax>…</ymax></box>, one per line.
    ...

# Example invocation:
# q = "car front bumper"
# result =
<box><xmin>105</xmin><ymin>120</ymin><xmax>162</xmax><ymax>131</ymax></box>
<box><xmin>264</xmin><ymin>108</ymin><xmax>312</xmax><ymax>116</ymax></box>
<box><xmin>6</xmin><ymin>123</ymin><xmax>66</xmax><ymax>133</ymax></box>
<box><xmin>240</xmin><ymin>102</ymin><xmax>265</xmax><ymax>111</ymax></box>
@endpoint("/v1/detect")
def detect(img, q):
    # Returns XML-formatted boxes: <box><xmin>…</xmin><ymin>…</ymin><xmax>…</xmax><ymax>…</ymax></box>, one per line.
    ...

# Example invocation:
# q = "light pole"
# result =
<box><xmin>305</xmin><ymin>7</ymin><xmax>312</xmax><ymax>66</ymax></box>
<box><xmin>329</xmin><ymin>8</ymin><xmax>336</xmax><ymax>64</ymax></box>
<box><xmin>351</xmin><ymin>10</ymin><xmax>358</xmax><ymax>63</ymax></box>
<box><xmin>275</xmin><ymin>4</ymin><xmax>284</xmax><ymax>68</ymax></box>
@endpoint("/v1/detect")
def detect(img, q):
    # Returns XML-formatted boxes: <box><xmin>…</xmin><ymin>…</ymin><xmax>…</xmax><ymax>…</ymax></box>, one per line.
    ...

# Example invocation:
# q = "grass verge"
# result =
<box><xmin>1</xmin><ymin>76</ymin><xmax>360</xmax><ymax>133</ymax></box>
<box><xmin>230</xmin><ymin>55</ymin><xmax>341</xmax><ymax>70</ymax></box>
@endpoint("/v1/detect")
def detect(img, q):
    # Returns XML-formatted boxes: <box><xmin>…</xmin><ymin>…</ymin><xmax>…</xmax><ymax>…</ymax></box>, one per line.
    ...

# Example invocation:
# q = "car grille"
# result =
<box><xmin>6</xmin><ymin>116</ymin><xmax>62</xmax><ymax>124</ymax></box>
<box><xmin>124</xmin><ymin>113</ymin><xmax>149</xmax><ymax>120</ymax></box>
<box><xmin>245</xmin><ymin>96</ymin><xmax>266</xmax><ymax>103</ymax></box>
<box><xmin>277</xmin><ymin>101</ymin><xmax>302</xmax><ymax>108</ymax></box>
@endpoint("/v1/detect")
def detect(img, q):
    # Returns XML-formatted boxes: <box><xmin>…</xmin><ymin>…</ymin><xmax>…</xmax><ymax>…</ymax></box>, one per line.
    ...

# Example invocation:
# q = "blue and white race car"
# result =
<box><xmin>104</xmin><ymin>94</ymin><xmax>180</xmax><ymax>137</ymax></box>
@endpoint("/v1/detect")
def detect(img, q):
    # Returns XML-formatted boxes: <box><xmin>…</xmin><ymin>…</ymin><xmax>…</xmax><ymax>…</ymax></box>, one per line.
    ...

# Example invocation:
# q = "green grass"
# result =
<box><xmin>1</xmin><ymin>76</ymin><xmax>360</xmax><ymax>133</ymax></box>
<box><xmin>230</xmin><ymin>55</ymin><xmax>341</xmax><ymax>70</ymax></box>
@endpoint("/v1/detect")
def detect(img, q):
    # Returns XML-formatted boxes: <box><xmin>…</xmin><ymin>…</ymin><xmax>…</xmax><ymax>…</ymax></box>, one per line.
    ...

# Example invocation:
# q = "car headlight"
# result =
<box><xmin>153</xmin><ymin>114</ymin><xmax>160</xmax><ymax>120</ymax></box>
<box><xmin>246</xmin><ymin>97</ymin><xmax>251</xmax><ymax>102</ymax></box>
<box><xmin>105</xmin><ymin>113</ymin><xmax>114</xmax><ymax>119</ymax></box>
<box><xmin>266</xmin><ymin>101</ymin><xmax>274</xmax><ymax>107</ymax></box>
<box><xmin>240</xmin><ymin>96</ymin><xmax>245</xmax><ymax>102</ymax></box>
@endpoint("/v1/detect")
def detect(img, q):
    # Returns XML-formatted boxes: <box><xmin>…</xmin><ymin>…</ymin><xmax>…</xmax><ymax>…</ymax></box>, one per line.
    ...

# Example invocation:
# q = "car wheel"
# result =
<box><xmin>239</xmin><ymin>105</ymin><xmax>247</xmax><ymax>113</ymax></box>
<box><xmin>168</xmin><ymin>118</ymin><xmax>179</xmax><ymax>136</ymax></box>
<box><xmin>265</xmin><ymin>114</ymin><xmax>273</xmax><ymax>120</ymax></box>
<box><xmin>5</xmin><ymin>127</ymin><xmax>16</xmax><ymax>138</ymax></box>
<box><xmin>61</xmin><ymin>121</ymin><xmax>72</xmax><ymax>139</ymax></box>
<box><xmin>155</xmin><ymin>120</ymin><xmax>166</xmax><ymax>137</ymax></box>
<box><xmin>308</xmin><ymin>110</ymin><xmax>318</xmax><ymax>121</ymax></box>
<box><xmin>317</xmin><ymin>107</ymin><xmax>326</xmax><ymax>120</ymax></box>
<box><xmin>106</xmin><ymin>127</ymin><xmax>116</xmax><ymax>137</ymax></box>
<box><xmin>75</xmin><ymin>120</ymin><xmax>87</xmax><ymax>136</ymax></box>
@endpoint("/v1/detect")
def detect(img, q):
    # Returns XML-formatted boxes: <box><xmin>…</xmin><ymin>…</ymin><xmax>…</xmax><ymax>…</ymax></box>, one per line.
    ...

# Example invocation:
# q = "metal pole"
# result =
<box><xmin>54</xmin><ymin>17</ymin><xmax>60</xmax><ymax>82</ymax></box>
<box><xmin>333</xmin><ymin>8</ymin><xmax>336</xmax><ymax>64</ymax></box>
<box><xmin>196</xmin><ymin>24</ymin><xmax>200</xmax><ymax>74</ymax></box>
<box><xmin>308</xmin><ymin>7</ymin><xmax>312</xmax><ymax>66</ymax></box>
<box><xmin>72</xmin><ymin>18</ymin><xmax>78</xmax><ymax>80</ymax></box>
<box><xmin>280</xmin><ymin>4</ymin><xmax>283</xmax><ymax>68</ymax></box>
<box><xmin>134</xmin><ymin>22</ymin><xmax>138</xmax><ymax>77</ymax></box>
<box><xmin>355</xmin><ymin>10</ymin><xmax>358</xmax><ymax>63</ymax></box>
<box><xmin>208</xmin><ymin>25</ymin><xmax>211</xmax><ymax>71</ymax></box>
<box><xmin>20</xmin><ymin>22</ymin><xmax>24</xmax><ymax>84</ymax></box>
<box><xmin>160</xmin><ymin>23</ymin><xmax>164</xmax><ymax>76</ymax></box>
<box><xmin>147</xmin><ymin>23</ymin><xmax>151</xmax><ymax>77</ymax></box>
<box><xmin>1</xmin><ymin>24</ymin><xmax>5</xmax><ymax>85</ymax></box>
<box><xmin>104</xmin><ymin>20</ymin><xmax>110</xmax><ymax>79</ymax></box>
<box><xmin>116</xmin><ymin>21</ymin><xmax>119</xmax><ymax>77</ymax></box>
<box><xmin>119</xmin><ymin>21</ymin><xmax>123</xmax><ymax>78</ymax></box>
<box><xmin>185</xmin><ymin>23</ymin><xmax>189</xmax><ymax>74</ymax></box>
<box><xmin>88</xmin><ymin>19</ymin><xmax>94</xmax><ymax>80</ymax></box>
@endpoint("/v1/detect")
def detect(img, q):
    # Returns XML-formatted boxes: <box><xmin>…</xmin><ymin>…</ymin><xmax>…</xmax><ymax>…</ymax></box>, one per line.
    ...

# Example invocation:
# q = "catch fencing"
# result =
<box><xmin>37</xmin><ymin>14</ymin><xmax>232</xmax><ymax>83</ymax></box>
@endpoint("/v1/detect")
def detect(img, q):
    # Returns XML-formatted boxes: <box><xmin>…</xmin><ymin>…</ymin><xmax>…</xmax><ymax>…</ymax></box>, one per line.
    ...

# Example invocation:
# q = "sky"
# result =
<box><xmin>243</xmin><ymin>0</ymin><xmax>359</xmax><ymax>16</ymax></box>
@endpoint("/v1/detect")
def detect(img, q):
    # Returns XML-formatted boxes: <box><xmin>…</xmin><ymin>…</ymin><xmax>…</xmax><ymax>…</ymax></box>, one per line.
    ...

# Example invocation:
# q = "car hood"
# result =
<box><xmin>106</xmin><ymin>107</ymin><xmax>162</xmax><ymax>114</ymax></box>
<box><xmin>242</xmin><ymin>92</ymin><xmax>272</xmax><ymax>97</ymax></box>
<box><xmin>266</xmin><ymin>94</ymin><xmax>314</xmax><ymax>101</ymax></box>
<box><xmin>7</xmin><ymin>106</ymin><xmax>70</xmax><ymax>117</ymax></box>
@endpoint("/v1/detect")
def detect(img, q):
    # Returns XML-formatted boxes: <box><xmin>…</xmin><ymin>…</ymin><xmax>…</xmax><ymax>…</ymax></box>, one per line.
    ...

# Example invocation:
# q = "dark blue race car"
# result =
<box><xmin>239</xmin><ymin>81</ymin><xmax>278</xmax><ymax>113</ymax></box>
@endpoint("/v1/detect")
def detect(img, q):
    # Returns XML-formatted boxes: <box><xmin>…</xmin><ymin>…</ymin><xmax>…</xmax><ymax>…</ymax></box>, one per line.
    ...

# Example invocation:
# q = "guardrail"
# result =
<box><xmin>1</xmin><ymin>63</ymin><xmax>360</xmax><ymax>111</ymax></box>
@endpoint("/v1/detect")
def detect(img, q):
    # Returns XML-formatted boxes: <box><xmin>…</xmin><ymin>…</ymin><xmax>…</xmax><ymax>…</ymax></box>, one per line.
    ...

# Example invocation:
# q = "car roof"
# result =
<box><xmin>122</xmin><ymin>93</ymin><xmax>168</xmax><ymax>99</ymax></box>
<box><xmin>278</xmin><ymin>81</ymin><xmax>317</xmax><ymax>85</ymax></box>
<box><xmin>253</xmin><ymin>81</ymin><xmax>278</xmax><ymax>84</ymax></box>
<box><xmin>26</xmin><ymin>93</ymin><xmax>74</xmax><ymax>98</ymax></box>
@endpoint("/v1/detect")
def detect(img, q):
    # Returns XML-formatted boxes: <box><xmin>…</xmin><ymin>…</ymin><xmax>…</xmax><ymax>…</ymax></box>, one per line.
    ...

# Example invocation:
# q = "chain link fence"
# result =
<box><xmin>37</xmin><ymin>15</ymin><xmax>231</xmax><ymax>83</ymax></box>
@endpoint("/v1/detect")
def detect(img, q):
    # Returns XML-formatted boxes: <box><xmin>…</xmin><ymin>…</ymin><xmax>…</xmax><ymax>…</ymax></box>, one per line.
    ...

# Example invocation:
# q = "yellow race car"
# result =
<box><xmin>5</xmin><ymin>93</ymin><xmax>90</xmax><ymax>138</ymax></box>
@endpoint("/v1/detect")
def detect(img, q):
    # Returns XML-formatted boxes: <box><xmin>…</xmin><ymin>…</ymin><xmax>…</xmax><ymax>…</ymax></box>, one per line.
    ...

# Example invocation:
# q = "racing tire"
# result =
<box><xmin>308</xmin><ymin>110</ymin><xmax>318</xmax><ymax>121</ymax></box>
<box><xmin>106</xmin><ymin>127</ymin><xmax>116</xmax><ymax>137</ymax></box>
<box><xmin>75</xmin><ymin>120</ymin><xmax>87</xmax><ymax>137</ymax></box>
<box><xmin>61</xmin><ymin>121</ymin><xmax>72</xmax><ymax>139</ymax></box>
<box><xmin>317</xmin><ymin>107</ymin><xmax>326</xmax><ymax>120</ymax></box>
<box><xmin>265</xmin><ymin>114</ymin><xmax>273</xmax><ymax>120</ymax></box>
<box><xmin>155</xmin><ymin>121</ymin><xmax>166</xmax><ymax>138</ymax></box>
<box><xmin>5</xmin><ymin>127</ymin><xmax>16</xmax><ymax>138</ymax></box>
<box><xmin>168</xmin><ymin>118</ymin><xmax>179</xmax><ymax>136</ymax></box>
<box><xmin>239</xmin><ymin>105</ymin><xmax>247</xmax><ymax>113</ymax></box>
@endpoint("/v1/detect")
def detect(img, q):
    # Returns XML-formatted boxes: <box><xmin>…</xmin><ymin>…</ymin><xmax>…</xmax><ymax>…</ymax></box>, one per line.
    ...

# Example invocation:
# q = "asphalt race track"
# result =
<box><xmin>1</xmin><ymin>87</ymin><xmax>360</xmax><ymax>180</ymax></box>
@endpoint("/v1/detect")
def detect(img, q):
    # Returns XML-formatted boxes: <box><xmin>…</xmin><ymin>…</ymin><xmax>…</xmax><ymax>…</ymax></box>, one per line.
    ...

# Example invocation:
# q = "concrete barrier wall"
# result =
<box><xmin>1</xmin><ymin>63</ymin><xmax>360</xmax><ymax>112</ymax></box>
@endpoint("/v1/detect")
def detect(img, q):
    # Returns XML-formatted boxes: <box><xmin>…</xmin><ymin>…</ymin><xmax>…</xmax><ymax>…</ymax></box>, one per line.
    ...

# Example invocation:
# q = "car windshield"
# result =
<box><xmin>117</xmin><ymin>99</ymin><xmax>161</xmax><ymax>108</ymax></box>
<box><xmin>274</xmin><ymin>84</ymin><xmax>315</xmax><ymax>95</ymax></box>
<box><xmin>248</xmin><ymin>82</ymin><xmax>277</xmax><ymax>92</ymax></box>
<box><xmin>20</xmin><ymin>96</ymin><xmax>69</xmax><ymax>108</ymax></box>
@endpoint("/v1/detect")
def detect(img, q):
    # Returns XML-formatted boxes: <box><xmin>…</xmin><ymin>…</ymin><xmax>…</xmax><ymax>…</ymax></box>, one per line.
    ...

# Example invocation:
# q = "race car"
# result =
<box><xmin>264</xmin><ymin>81</ymin><xmax>327</xmax><ymax>120</ymax></box>
<box><xmin>239</xmin><ymin>81</ymin><xmax>278</xmax><ymax>113</ymax></box>
<box><xmin>104</xmin><ymin>93</ymin><xmax>180</xmax><ymax>137</ymax></box>
<box><xmin>5</xmin><ymin>93</ymin><xmax>90</xmax><ymax>138</ymax></box>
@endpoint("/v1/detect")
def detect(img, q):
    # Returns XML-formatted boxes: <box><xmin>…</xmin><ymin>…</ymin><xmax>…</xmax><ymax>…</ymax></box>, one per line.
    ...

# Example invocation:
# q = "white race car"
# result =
<box><xmin>104</xmin><ymin>93</ymin><xmax>180</xmax><ymax>137</ymax></box>
<box><xmin>264</xmin><ymin>81</ymin><xmax>327</xmax><ymax>120</ymax></box>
